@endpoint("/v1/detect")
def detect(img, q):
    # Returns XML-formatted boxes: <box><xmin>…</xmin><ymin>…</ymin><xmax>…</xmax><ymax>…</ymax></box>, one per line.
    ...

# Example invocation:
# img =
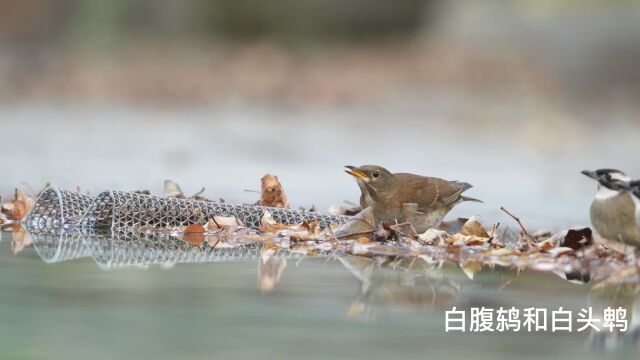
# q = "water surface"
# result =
<box><xmin>1</xmin><ymin>230</ymin><xmax>637</xmax><ymax>359</ymax></box>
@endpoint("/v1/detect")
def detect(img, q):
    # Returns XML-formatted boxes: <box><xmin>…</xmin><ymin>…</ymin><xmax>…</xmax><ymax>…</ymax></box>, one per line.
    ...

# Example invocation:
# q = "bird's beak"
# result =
<box><xmin>581</xmin><ymin>170</ymin><xmax>598</xmax><ymax>180</ymax></box>
<box><xmin>344</xmin><ymin>165</ymin><xmax>368</xmax><ymax>180</ymax></box>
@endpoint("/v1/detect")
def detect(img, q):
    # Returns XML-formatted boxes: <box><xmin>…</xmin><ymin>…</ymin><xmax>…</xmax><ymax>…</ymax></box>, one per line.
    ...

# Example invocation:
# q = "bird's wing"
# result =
<box><xmin>390</xmin><ymin>175</ymin><xmax>473</xmax><ymax>211</ymax></box>
<box><xmin>393</xmin><ymin>174</ymin><xmax>452</xmax><ymax>209</ymax></box>
<box><xmin>389</xmin><ymin>174</ymin><xmax>437</xmax><ymax>209</ymax></box>
<box><xmin>434</xmin><ymin>178</ymin><xmax>470</xmax><ymax>206</ymax></box>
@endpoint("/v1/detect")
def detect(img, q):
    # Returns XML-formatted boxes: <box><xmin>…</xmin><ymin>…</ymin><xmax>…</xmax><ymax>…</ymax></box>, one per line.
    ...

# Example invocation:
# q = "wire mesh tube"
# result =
<box><xmin>26</xmin><ymin>186</ymin><xmax>352</xmax><ymax>231</ymax></box>
<box><xmin>26</xmin><ymin>187</ymin><xmax>95</xmax><ymax>229</ymax></box>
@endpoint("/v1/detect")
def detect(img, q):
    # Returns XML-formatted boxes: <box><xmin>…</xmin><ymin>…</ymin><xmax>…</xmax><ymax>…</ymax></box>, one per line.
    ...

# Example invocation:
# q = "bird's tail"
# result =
<box><xmin>461</xmin><ymin>195</ymin><xmax>483</xmax><ymax>203</ymax></box>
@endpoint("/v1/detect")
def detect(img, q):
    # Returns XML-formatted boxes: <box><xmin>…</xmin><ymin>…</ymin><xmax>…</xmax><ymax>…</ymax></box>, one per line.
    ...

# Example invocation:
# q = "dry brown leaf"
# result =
<box><xmin>465</xmin><ymin>235</ymin><xmax>491</xmax><ymax>246</ymax></box>
<box><xmin>259</xmin><ymin>174</ymin><xmax>289</xmax><ymax>208</ymax></box>
<box><xmin>301</xmin><ymin>220</ymin><xmax>322</xmax><ymax>236</ymax></box>
<box><xmin>259</xmin><ymin>211</ymin><xmax>292</xmax><ymax>233</ymax></box>
<box><xmin>9</xmin><ymin>189</ymin><xmax>35</xmax><ymax>221</ymax></box>
<box><xmin>183</xmin><ymin>224</ymin><xmax>206</xmax><ymax>245</ymax></box>
<box><xmin>447</xmin><ymin>233</ymin><xmax>490</xmax><ymax>247</ymax></box>
<box><xmin>461</xmin><ymin>216</ymin><xmax>490</xmax><ymax>238</ymax></box>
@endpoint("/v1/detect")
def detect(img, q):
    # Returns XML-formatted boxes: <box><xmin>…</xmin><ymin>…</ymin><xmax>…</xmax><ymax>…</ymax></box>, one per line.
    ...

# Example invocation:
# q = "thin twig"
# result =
<box><xmin>500</xmin><ymin>206</ymin><xmax>534</xmax><ymax>242</ymax></box>
<box><xmin>489</xmin><ymin>222</ymin><xmax>500</xmax><ymax>242</ymax></box>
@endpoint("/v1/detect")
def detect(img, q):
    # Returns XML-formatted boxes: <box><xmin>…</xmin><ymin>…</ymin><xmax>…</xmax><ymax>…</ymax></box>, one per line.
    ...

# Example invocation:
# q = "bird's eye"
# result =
<box><xmin>372</xmin><ymin>171</ymin><xmax>380</xmax><ymax>178</ymax></box>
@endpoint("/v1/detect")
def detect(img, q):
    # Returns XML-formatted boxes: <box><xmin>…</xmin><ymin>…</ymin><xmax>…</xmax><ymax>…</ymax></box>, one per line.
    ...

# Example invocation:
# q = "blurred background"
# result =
<box><xmin>3</xmin><ymin>2</ymin><xmax>640</xmax><ymax>359</ymax></box>
<box><xmin>2</xmin><ymin>0</ymin><xmax>640</xmax><ymax>227</ymax></box>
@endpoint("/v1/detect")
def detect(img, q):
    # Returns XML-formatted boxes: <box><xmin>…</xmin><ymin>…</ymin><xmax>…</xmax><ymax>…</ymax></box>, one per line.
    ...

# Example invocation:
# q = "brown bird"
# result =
<box><xmin>345</xmin><ymin>165</ymin><xmax>482</xmax><ymax>233</ymax></box>
<box><xmin>582</xmin><ymin>169</ymin><xmax>640</xmax><ymax>246</ymax></box>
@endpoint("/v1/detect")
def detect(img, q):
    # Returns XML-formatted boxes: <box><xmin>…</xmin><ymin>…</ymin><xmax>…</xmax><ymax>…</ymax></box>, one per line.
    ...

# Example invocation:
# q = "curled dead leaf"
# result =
<box><xmin>301</xmin><ymin>220</ymin><xmax>321</xmax><ymax>236</ymax></box>
<box><xmin>447</xmin><ymin>233</ymin><xmax>490</xmax><ymax>247</ymax></box>
<box><xmin>260</xmin><ymin>211</ymin><xmax>291</xmax><ymax>233</ymax></box>
<box><xmin>259</xmin><ymin>174</ymin><xmax>289</xmax><ymax>208</ymax></box>
<box><xmin>461</xmin><ymin>216</ymin><xmax>490</xmax><ymax>238</ymax></box>
<box><xmin>418</xmin><ymin>229</ymin><xmax>448</xmax><ymax>245</ymax></box>
<box><xmin>8</xmin><ymin>189</ymin><xmax>35</xmax><ymax>221</ymax></box>
<box><xmin>334</xmin><ymin>207</ymin><xmax>375</xmax><ymax>240</ymax></box>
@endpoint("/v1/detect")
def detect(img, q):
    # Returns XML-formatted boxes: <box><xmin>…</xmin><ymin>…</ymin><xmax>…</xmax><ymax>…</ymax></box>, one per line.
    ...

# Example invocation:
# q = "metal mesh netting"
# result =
<box><xmin>79</xmin><ymin>190</ymin><xmax>350</xmax><ymax>230</ymax></box>
<box><xmin>26</xmin><ymin>186</ymin><xmax>351</xmax><ymax>231</ymax></box>
<box><xmin>26</xmin><ymin>187</ymin><xmax>94</xmax><ymax>229</ymax></box>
